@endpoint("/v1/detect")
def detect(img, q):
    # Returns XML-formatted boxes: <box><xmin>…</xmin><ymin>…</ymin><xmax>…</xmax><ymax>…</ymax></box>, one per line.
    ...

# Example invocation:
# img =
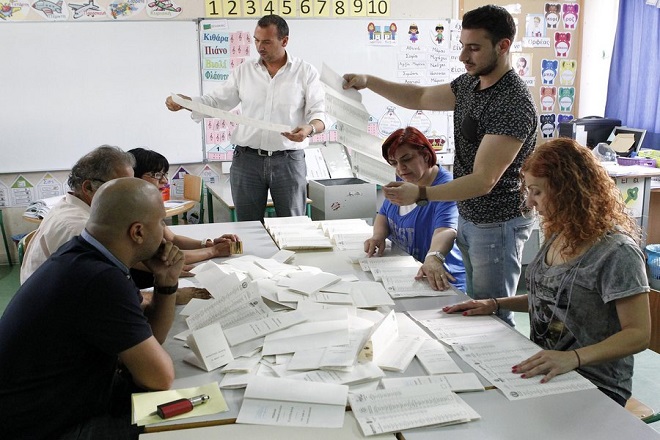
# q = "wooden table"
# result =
<box><xmin>22</xmin><ymin>200</ymin><xmax>196</xmax><ymax>225</ymax></box>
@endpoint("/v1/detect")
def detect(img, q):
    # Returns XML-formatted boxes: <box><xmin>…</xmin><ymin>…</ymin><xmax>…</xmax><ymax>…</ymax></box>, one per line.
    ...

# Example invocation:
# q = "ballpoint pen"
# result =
<box><xmin>156</xmin><ymin>394</ymin><xmax>210</xmax><ymax>419</ymax></box>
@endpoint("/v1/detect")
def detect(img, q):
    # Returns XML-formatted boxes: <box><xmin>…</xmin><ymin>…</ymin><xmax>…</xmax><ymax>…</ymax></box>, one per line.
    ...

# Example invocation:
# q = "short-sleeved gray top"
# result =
<box><xmin>525</xmin><ymin>231</ymin><xmax>649</xmax><ymax>401</ymax></box>
<box><xmin>451</xmin><ymin>70</ymin><xmax>537</xmax><ymax>224</ymax></box>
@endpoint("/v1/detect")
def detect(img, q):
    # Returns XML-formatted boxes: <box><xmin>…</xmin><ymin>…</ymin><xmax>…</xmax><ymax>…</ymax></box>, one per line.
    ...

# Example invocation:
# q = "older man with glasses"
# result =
<box><xmin>20</xmin><ymin>145</ymin><xmax>135</xmax><ymax>284</ymax></box>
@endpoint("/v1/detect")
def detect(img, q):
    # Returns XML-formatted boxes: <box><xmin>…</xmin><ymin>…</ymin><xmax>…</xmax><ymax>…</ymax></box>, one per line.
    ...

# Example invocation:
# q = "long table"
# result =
<box><xmin>149</xmin><ymin>221</ymin><xmax>660</xmax><ymax>439</ymax></box>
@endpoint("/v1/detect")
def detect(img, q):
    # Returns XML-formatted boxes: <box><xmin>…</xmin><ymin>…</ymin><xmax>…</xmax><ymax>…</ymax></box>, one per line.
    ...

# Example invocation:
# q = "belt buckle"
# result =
<box><xmin>257</xmin><ymin>148</ymin><xmax>273</xmax><ymax>157</ymax></box>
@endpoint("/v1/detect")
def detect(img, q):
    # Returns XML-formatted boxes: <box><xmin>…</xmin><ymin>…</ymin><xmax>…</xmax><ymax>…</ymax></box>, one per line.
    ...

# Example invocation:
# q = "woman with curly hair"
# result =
<box><xmin>442</xmin><ymin>138</ymin><xmax>650</xmax><ymax>406</ymax></box>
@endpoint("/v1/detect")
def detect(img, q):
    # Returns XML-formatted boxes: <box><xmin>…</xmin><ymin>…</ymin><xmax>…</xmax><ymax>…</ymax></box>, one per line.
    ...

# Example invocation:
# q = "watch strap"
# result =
<box><xmin>153</xmin><ymin>282</ymin><xmax>179</xmax><ymax>295</ymax></box>
<box><xmin>418</xmin><ymin>185</ymin><xmax>427</xmax><ymax>202</ymax></box>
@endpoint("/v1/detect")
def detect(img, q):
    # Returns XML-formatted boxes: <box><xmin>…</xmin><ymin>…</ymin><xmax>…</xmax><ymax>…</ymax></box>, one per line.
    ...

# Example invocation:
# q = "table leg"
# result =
<box><xmin>206</xmin><ymin>187</ymin><xmax>215</xmax><ymax>223</ymax></box>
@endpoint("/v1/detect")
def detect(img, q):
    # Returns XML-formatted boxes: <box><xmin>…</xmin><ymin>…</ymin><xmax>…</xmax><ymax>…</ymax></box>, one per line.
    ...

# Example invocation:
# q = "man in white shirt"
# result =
<box><xmin>20</xmin><ymin>146</ymin><xmax>135</xmax><ymax>284</ymax></box>
<box><xmin>166</xmin><ymin>14</ymin><xmax>326</xmax><ymax>222</ymax></box>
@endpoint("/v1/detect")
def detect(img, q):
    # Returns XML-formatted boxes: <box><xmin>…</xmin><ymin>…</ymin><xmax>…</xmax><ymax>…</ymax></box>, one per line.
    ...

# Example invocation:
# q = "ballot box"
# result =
<box><xmin>308</xmin><ymin>178</ymin><xmax>377</xmax><ymax>221</ymax></box>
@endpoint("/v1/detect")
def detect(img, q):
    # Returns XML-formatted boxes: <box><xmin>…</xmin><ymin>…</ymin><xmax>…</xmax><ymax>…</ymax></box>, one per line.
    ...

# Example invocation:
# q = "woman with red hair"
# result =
<box><xmin>443</xmin><ymin>138</ymin><xmax>650</xmax><ymax>406</ymax></box>
<box><xmin>365</xmin><ymin>126</ymin><xmax>465</xmax><ymax>291</ymax></box>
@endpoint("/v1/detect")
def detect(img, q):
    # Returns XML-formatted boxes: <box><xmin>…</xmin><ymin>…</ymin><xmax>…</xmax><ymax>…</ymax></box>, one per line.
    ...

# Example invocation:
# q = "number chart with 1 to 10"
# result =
<box><xmin>205</xmin><ymin>0</ymin><xmax>390</xmax><ymax>18</ymax></box>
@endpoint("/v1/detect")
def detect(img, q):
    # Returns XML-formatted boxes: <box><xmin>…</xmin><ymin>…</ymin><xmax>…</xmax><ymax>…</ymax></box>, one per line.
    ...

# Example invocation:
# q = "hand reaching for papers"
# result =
<box><xmin>417</xmin><ymin>256</ymin><xmax>455</xmax><ymax>291</ymax></box>
<box><xmin>175</xmin><ymin>287</ymin><xmax>212</xmax><ymax>305</ymax></box>
<box><xmin>442</xmin><ymin>299</ymin><xmax>497</xmax><ymax>316</ymax></box>
<box><xmin>342</xmin><ymin>73</ymin><xmax>369</xmax><ymax>90</ymax></box>
<box><xmin>383</xmin><ymin>181</ymin><xmax>421</xmax><ymax>206</ymax></box>
<box><xmin>511</xmin><ymin>349</ymin><xmax>581</xmax><ymax>384</ymax></box>
<box><xmin>165</xmin><ymin>93</ymin><xmax>191</xmax><ymax>112</ymax></box>
<box><xmin>364</xmin><ymin>236</ymin><xmax>386</xmax><ymax>257</ymax></box>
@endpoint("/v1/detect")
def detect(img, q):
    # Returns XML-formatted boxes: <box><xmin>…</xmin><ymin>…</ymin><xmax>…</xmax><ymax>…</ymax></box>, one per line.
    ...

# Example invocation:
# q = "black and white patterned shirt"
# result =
<box><xmin>450</xmin><ymin>69</ymin><xmax>537</xmax><ymax>224</ymax></box>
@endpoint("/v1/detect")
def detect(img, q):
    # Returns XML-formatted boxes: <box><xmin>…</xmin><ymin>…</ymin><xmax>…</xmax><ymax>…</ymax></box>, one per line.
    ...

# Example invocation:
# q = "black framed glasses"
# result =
<box><xmin>144</xmin><ymin>172</ymin><xmax>169</xmax><ymax>181</ymax></box>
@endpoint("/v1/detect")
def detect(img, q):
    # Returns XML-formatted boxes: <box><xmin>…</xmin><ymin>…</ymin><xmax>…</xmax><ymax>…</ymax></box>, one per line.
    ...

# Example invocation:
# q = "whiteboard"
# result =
<box><xmin>199</xmin><ymin>17</ymin><xmax>456</xmax><ymax>153</ymax></box>
<box><xmin>0</xmin><ymin>20</ymin><xmax>202</xmax><ymax>173</ymax></box>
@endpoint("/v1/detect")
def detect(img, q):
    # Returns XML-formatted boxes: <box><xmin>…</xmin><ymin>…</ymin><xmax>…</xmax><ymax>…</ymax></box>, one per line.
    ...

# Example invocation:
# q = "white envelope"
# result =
<box><xmin>262</xmin><ymin>320</ymin><xmax>350</xmax><ymax>355</ymax></box>
<box><xmin>185</xmin><ymin>322</ymin><xmax>234</xmax><ymax>372</ymax></box>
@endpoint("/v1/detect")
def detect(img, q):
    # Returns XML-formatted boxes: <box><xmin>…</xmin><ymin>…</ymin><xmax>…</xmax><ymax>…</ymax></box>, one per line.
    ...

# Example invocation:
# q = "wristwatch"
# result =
<box><xmin>428</xmin><ymin>251</ymin><xmax>446</xmax><ymax>264</ymax></box>
<box><xmin>153</xmin><ymin>281</ymin><xmax>179</xmax><ymax>295</ymax></box>
<box><xmin>307</xmin><ymin>123</ymin><xmax>317</xmax><ymax>138</ymax></box>
<box><xmin>416</xmin><ymin>186</ymin><xmax>429</xmax><ymax>207</ymax></box>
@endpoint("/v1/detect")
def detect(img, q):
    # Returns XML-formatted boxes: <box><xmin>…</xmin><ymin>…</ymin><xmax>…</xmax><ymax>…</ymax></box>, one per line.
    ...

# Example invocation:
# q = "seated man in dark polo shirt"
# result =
<box><xmin>0</xmin><ymin>177</ymin><xmax>184</xmax><ymax>440</ymax></box>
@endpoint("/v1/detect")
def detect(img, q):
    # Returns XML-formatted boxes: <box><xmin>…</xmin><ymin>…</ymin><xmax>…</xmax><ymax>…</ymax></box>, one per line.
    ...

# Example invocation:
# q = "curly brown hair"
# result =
<box><xmin>521</xmin><ymin>138</ymin><xmax>639</xmax><ymax>257</ymax></box>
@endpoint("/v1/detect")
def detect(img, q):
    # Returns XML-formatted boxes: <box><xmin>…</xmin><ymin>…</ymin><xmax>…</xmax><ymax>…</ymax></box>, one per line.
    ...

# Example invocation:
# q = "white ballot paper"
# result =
<box><xmin>415</xmin><ymin>339</ymin><xmax>463</xmax><ymax>374</ymax></box>
<box><xmin>186</xmin><ymin>274</ymin><xmax>270</xmax><ymax>331</ymax></box>
<box><xmin>453</xmin><ymin>339</ymin><xmax>596</xmax><ymax>400</ymax></box>
<box><xmin>261</xmin><ymin>319</ymin><xmax>350</xmax><ymax>356</ymax></box>
<box><xmin>223</xmin><ymin>310</ymin><xmax>307</xmax><ymax>346</ymax></box>
<box><xmin>359</xmin><ymin>256</ymin><xmax>420</xmax><ymax>281</ymax></box>
<box><xmin>287</xmin><ymin>272</ymin><xmax>341</xmax><ymax>295</ymax></box>
<box><xmin>408</xmin><ymin>310</ymin><xmax>522</xmax><ymax>345</ymax></box>
<box><xmin>184</xmin><ymin>322</ymin><xmax>234</xmax><ymax>371</ymax></box>
<box><xmin>365</xmin><ymin>310</ymin><xmax>398</xmax><ymax>363</ymax></box>
<box><xmin>381</xmin><ymin>273</ymin><xmax>461</xmax><ymax>298</ymax></box>
<box><xmin>287</xmin><ymin>361</ymin><xmax>385</xmax><ymax>386</ymax></box>
<box><xmin>171</xmin><ymin>93</ymin><xmax>291</xmax><ymax>133</ymax></box>
<box><xmin>237</xmin><ymin>376</ymin><xmax>348</xmax><ymax>428</ymax></box>
<box><xmin>380</xmin><ymin>373</ymin><xmax>485</xmax><ymax>393</ymax></box>
<box><xmin>348</xmin><ymin>383</ymin><xmax>480</xmax><ymax>436</ymax></box>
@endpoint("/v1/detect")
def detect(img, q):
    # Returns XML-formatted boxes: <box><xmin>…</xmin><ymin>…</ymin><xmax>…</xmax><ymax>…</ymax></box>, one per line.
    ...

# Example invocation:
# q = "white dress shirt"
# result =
<box><xmin>191</xmin><ymin>52</ymin><xmax>325</xmax><ymax>152</ymax></box>
<box><xmin>20</xmin><ymin>193</ymin><xmax>90</xmax><ymax>284</ymax></box>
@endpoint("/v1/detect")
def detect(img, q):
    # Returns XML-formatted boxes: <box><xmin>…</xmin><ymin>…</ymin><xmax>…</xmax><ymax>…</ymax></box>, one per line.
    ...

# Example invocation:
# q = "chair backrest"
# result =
<box><xmin>183</xmin><ymin>174</ymin><xmax>204</xmax><ymax>223</ymax></box>
<box><xmin>183</xmin><ymin>174</ymin><xmax>202</xmax><ymax>202</ymax></box>
<box><xmin>18</xmin><ymin>229</ymin><xmax>37</xmax><ymax>266</ymax></box>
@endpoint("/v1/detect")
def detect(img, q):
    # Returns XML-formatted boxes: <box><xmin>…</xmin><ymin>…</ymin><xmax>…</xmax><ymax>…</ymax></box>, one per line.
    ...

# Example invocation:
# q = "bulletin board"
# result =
<box><xmin>0</xmin><ymin>20</ymin><xmax>202</xmax><ymax>174</ymax></box>
<box><xmin>460</xmin><ymin>0</ymin><xmax>584</xmax><ymax>141</ymax></box>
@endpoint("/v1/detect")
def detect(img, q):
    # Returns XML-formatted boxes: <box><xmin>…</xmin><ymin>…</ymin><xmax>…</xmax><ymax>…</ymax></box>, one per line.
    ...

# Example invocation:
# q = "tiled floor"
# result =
<box><xmin>1</xmin><ymin>264</ymin><xmax>659</xmax><ymax>431</ymax></box>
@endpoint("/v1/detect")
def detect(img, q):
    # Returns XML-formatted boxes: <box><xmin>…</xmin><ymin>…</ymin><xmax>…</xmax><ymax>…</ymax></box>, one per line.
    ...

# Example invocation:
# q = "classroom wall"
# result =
<box><xmin>0</xmin><ymin>0</ymin><xmax>616</xmax><ymax>265</ymax></box>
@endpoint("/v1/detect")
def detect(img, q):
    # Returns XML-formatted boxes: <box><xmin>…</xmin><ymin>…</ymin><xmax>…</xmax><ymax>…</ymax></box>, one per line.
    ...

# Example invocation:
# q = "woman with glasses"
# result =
<box><xmin>364</xmin><ymin>127</ymin><xmax>465</xmax><ymax>292</ymax></box>
<box><xmin>128</xmin><ymin>148</ymin><xmax>240</xmax><ymax>280</ymax></box>
<box><xmin>443</xmin><ymin>138</ymin><xmax>650</xmax><ymax>406</ymax></box>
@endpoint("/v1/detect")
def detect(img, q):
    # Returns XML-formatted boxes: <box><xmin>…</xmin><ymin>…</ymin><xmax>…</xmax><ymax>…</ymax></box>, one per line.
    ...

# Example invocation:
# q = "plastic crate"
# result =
<box><xmin>617</xmin><ymin>157</ymin><xmax>657</xmax><ymax>167</ymax></box>
<box><xmin>647</xmin><ymin>244</ymin><xmax>660</xmax><ymax>290</ymax></box>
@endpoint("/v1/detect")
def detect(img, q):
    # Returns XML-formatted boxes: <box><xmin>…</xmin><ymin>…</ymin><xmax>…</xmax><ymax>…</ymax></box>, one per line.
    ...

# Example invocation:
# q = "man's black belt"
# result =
<box><xmin>236</xmin><ymin>145</ymin><xmax>297</xmax><ymax>157</ymax></box>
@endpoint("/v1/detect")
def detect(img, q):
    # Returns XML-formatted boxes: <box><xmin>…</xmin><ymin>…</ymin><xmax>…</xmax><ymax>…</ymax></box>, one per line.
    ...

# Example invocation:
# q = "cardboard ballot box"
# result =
<box><xmin>308</xmin><ymin>178</ymin><xmax>376</xmax><ymax>221</ymax></box>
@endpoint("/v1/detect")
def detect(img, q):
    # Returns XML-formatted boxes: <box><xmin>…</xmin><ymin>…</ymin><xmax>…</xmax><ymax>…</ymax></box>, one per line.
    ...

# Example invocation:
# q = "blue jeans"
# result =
<box><xmin>230</xmin><ymin>146</ymin><xmax>307</xmax><ymax>222</ymax></box>
<box><xmin>456</xmin><ymin>215</ymin><xmax>534</xmax><ymax>327</ymax></box>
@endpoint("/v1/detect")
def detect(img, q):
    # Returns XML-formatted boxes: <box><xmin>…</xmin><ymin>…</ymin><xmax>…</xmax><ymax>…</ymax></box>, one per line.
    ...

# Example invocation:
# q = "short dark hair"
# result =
<box><xmin>381</xmin><ymin>126</ymin><xmax>437</xmax><ymax>167</ymax></box>
<box><xmin>462</xmin><ymin>4</ymin><xmax>516</xmax><ymax>45</ymax></box>
<box><xmin>68</xmin><ymin>145</ymin><xmax>135</xmax><ymax>192</ymax></box>
<box><xmin>128</xmin><ymin>147</ymin><xmax>170</xmax><ymax>178</ymax></box>
<box><xmin>257</xmin><ymin>14</ymin><xmax>289</xmax><ymax>39</ymax></box>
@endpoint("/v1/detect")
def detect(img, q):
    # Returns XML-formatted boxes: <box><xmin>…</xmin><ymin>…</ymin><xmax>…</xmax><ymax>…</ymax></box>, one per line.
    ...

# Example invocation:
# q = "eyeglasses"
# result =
<box><xmin>144</xmin><ymin>172</ymin><xmax>168</xmax><ymax>181</ymax></box>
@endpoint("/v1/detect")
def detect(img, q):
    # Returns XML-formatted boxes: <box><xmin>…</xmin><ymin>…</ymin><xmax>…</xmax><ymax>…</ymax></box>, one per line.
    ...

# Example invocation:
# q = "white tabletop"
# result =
<box><xmin>154</xmin><ymin>222</ymin><xmax>659</xmax><ymax>439</ymax></box>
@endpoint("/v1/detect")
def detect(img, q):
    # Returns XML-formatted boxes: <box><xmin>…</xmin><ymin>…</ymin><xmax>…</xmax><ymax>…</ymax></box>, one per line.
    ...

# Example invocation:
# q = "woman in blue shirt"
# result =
<box><xmin>364</xmin><ymin>127</ymin><xmax>466</xmax><ymax>291</ymax></box>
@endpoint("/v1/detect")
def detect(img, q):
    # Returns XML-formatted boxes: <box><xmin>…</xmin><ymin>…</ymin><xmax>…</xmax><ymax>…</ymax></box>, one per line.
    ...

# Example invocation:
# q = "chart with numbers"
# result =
<box><xmin>205</xmin><ymin>0</ymin><xmax>390</xmax><ymax>18</ymax></box>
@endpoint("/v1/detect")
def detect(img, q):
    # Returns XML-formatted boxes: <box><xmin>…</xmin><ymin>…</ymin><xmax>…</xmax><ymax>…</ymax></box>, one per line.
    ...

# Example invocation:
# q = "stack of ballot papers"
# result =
<box><xmin>408</xmin><ymin>309</ymin><xmax>597</xmax><ymax>400</ymax></box>
<box><xmin>237</xmin><ymin>376</ymin><xmax>349</xmax><ymax>428</ymax></box>
<box><xmin>22</xmin><ymin>195</ymin><xmax>64</xmax><ymax>220</ymax></box>
<box><xmin>264</xmin><ymin>217</ymin><xmax>377</xmax><ymax>251</ymax></box>
<box><xmin>264</xmin><ymin>216</ymin><xmax>333</xmax><ymax>250</ymax></box>
<box><xmin>348</xmin><ymin>383</ymin><xmax>480</xmax><ymax>436</ymax></box>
